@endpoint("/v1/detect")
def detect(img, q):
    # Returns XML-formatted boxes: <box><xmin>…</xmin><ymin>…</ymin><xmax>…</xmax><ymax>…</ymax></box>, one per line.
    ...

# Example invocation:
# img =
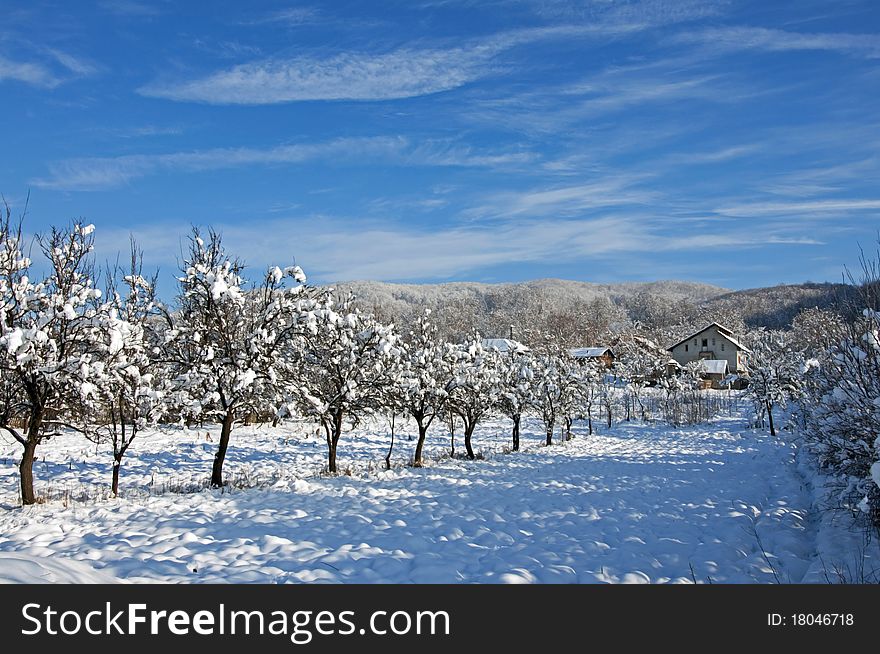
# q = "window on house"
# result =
<box><xmin>702</xmin><ymin>338</ymin><xmax>708</xmax><ymax>347</ymax></box>
<box><xmin>685</xmin><ymin>344</ymin><xmax>689</xmax><ymax>352</ymax></box>
<box><xmin>712</xmin><ymin>338</ymin><xmax>715</xmax><ymax>346</ymax></box>
<box><xmin>721</xmin><ymin>343</ymin><xmax>725</xmax><ymax>351</ymax></box>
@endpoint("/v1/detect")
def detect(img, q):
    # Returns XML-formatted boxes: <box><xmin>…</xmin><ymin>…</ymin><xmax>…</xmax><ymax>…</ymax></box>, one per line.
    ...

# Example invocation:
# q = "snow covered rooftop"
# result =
<box><xmin>570</xmin><ymin>346</ymin><xmax>613</xmax><ymax>359</ymax></box>
<box><xmin>481</xmin><ymin>338</ymin><xmax>529</xmax><ymax>354</ymax></box>
<box><xmin>698</xmin><ymin>359</ymin><xmax>729</xmax><ymax>375</ymax></box>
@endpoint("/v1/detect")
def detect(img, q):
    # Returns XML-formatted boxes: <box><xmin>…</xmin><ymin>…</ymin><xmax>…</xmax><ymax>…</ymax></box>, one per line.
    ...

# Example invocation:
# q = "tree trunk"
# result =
<box><xmin>564</xmin><ymin>416</ymin><xmax>573</xmax><ymax>441</ymax></box>
<box><xmin>19</xmin><ymin>401</ymin><xmax>45</xmax><ymax>506</ymax></box>
<box><xmin>385</xmin><ymin>414</ymin><xmax>395</xmax><ymax>471</ymax></box>
<box><xmin>19</xmin><ymin>439</ymin><xmax>38</xmax><ymax>506</ymax></box>
<box><xmin>546</xmin><ymin>423</ymin><xmax>553</xmax><ymax>446</ymax></box>
<box><xmin>464</xmin><ymin>421</ymin><xmax>476</xmax><ymax>460</ymax></box>
<box><xmin>606</xmin><ymin>405</ymin><xmax>612</xmax><ymax>429</ymax></box>
<box><xmin>328</xmin><ymin>409</ymin><xmax>344</xmax><ymax>473</ymax></box>
<box><xmin>588</xmin><ymin>407</ymin><xmax>593</xmax><ymax>435</ymax></box>
<box><xmin>413</xmin><ymin>419</ymin><xmax>429</xmax><ymax>467</ymax></box>
<box><xmin>111</xmin><ymin>456</ymin><xmax>122</xmax><ymax>498</ymax></box>
<box><xmin>512</xmin><ymin>414</ymin><xmax>520</xmax><ymax>452</ymax></box>
<box><xmin>766</xmin><ymin>401</ymin><xmax>776</xmax><ymax>437</ymax></box>
<box><xmin>211</xmin><ymin>409</ymin><xmax>235</xmax><ymax>487</ymax></box>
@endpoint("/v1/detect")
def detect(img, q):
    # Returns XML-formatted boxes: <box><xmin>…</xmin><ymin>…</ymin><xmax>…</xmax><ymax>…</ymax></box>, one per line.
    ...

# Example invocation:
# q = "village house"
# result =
<box><xmin>667</xmin><ymin>323</ymin><xmax>751</xmax><ymax>374</ymax></box>
<box><xmin>569</xmin><ymin>346</ymin><xmax>615</xmax><ymax>369</ymax></box>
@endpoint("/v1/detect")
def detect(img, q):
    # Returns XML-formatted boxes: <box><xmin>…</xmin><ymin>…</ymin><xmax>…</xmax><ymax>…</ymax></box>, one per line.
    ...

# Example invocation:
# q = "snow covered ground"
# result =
<box><xmin>0</xmin><ymin>403</ymin><xmax>876</xmax><ymax>583</ymax></box>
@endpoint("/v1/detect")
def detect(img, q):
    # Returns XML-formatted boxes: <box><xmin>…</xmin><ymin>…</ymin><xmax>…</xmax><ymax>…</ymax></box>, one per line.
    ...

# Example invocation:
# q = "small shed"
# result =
<box><xmin>569</xmin><ymin>346</ymin><xmax>615</xmax><ymax>369</ymax></box>
<box><xmin>697</xmin><ymin>359</ymin><xmax>730</xmax><ymax>389</ymax></box>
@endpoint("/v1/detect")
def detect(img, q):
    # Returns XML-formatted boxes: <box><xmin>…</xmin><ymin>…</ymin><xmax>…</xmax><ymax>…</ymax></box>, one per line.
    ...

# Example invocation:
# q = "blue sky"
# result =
<box><xmin>1</xmin><ymin>0</ymin><xmax>878</xmax><ymax>291</ymax></box>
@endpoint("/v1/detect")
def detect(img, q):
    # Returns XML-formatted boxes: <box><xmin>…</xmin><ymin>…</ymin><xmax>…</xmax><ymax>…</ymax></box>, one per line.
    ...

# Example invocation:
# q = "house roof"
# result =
<box><xmin>667</xmin><ymin>323</ymin><xmax>752</xmax><ymax>353</ymax></box>
<box><xmin>698</xmin><ymin>359</ymin><xmax>729</xmax><ymax>375</ymax></box>
<box><xmin>481</xmin><ymin>338</ymin><xmax>529</xmax><ymax>354</ymax></box>
<box><xmin>569</xmin><ymin>346</ymin><xmax>614</xmax><ymax>359</ymax></box>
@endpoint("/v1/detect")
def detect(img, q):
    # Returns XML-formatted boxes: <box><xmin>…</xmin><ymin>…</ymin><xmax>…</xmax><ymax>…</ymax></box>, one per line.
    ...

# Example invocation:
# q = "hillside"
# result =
<box><xmin>327</xmin><ymin>278</ymin><xmax>851</xmax><ymax>343</ymax></box>
<box><xmin>705</xmin><ymin>282</ymin><xmax>854</xmax><ymax>329</ymax></box>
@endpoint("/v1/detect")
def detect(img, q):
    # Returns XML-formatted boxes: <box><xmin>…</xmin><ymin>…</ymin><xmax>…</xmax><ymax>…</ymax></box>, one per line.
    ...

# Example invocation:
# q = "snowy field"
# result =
<box><xmin>0</xmin><ymin>404</ymin><xmax>876</xmax><ymax>583</ymax></box>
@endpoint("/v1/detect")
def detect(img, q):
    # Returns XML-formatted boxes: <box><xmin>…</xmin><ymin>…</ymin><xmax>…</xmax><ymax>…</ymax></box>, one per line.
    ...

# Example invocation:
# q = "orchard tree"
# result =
<box><xmin>163</xmin><ymin>228</ymin><xmax>313</xmax><ymax>487</ymax></box>
<box><xmin>81</xmin><ymin>243</ymin><xmax>164</xmax><ymax>496</ymax></box>
<box><xmin>398</xmin><ymin>310</ymin><xmax>455</xmax><ymax>467</ymax></box>
<box><xmin>745</xmin><ymin>329</ymin><xmax>802</xmax><ymax>437</ymax></box>
<box><xmin>0</xmin><ymin>214</ymin><xmax>104</xmax><ymax>505</ymax></box>
<box><xmin>613</xmin><ymin>332</ymin><xmax>669</xmax><ymax>421</ymax></box>
<box><xmin>447</xmin><ymin>336</ymin><xmax>500</xmax><ymax>460</ymax></box>
<box><xmin>496</xmin><ymin>348</ymin><xmax>534</xmax><ymax>451</ymax></box>
<box><xmin>531</xmin><ymin>346</ymin><xmax>575</xmax><ymax>446</ymax></box>
<box><xmin>285</xmin><ymin>294</ymin><xmax>401</xmax><ymax>473</ymax></box>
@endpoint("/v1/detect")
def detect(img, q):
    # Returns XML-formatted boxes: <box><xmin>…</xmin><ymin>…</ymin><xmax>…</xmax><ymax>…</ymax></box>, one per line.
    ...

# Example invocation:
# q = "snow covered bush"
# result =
<box><xmin>802</xmin><ymin>309</ymin><xmax>880</xmax><ymax>531</ymax></box>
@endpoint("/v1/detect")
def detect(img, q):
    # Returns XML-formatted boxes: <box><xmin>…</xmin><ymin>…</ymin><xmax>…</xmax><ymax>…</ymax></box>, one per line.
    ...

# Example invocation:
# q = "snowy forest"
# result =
<box><xmin>1</xmin><ymin>209</ymin><xmax>879</xmax><ymax>583</ymax></box>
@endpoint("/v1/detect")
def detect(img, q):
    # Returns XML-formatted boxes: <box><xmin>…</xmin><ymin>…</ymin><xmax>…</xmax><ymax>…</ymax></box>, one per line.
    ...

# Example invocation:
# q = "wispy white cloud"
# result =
<box><xmin>46</xmin><ymin>48</ymin><xmax>99</xmax><ymax>76</ymax></box>
<box><xmin>464</xmin><ymin>177</ymin><xmax>656</xmax><ymax>220</ymax></box>
<box><xmin>32</xmin><ymin>137</ymin><xmax>409</xmax><ymax>191</ymax></box>
<box><xmin>137</xmin><ymin>22</ymin><xmax>655</xmax><ymax>105</ymax></box>
<box><xmin>241</xmin><ymin>7</ymin><xmax>320</xmax><ymax>26</ymax></box>
<box><xmin>98</xmin><ymin>0</ymin><xmax>161</xmax><ymax>17</ymax></box>
<box><xmin>94</xmin><ymin>210</ymin><xmax>820</xmax><ymax>284</ymax></box>
<box><xmin>573</xmin><ymin>74</ymin><xmax>728</xmax><ymax>115</ymax></box>
<box><xmin>0</xmin><ymin>46</ymin><xmax>98</xmax><ymax>88</ymax></box>
<box><xmin>32</xmin><ymin>136</ymin><xmax>538</xmax><ymax>191</ymax></box>
<box><xmin>671</xmin><ymin>26</ymin><xmax>880</xmax><ymax>58</ymax></box>
<box><xmin>664</xmin><ymin>144</ymin><xmax>761</xmax><ymax>165</ymax></box>
<box><xmin>716</xmin><ymin>198</ymin><xmax>880</xmax><ymax>217</ymax></box>
<box><xmin>0</xmin><ymin>54</ymin><xmax>60</xmax><ymax>87</ymax></box>
<box><xmin>138</xmin><ymin>45</ymin><xmax>497</xmax><ymax>104</ymax></box>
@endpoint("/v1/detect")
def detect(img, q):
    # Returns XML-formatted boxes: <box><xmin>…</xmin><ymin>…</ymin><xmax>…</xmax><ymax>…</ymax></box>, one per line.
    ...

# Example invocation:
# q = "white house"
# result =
<box><xmin>667</xmin><ymin>323</ymin><xmax>751</xmax><ymax>374</ymax></box>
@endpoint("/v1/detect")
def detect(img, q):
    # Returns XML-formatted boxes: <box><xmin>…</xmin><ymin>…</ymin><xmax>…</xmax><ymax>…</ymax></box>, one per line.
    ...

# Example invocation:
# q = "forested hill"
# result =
<box><xmin>702</xmin><ymin>282</ymin><xmax>854</xmax><ymax>329</ymax></box>
<box><xmin>330</xmin><ymin>278</ymin><xmax>851</xmax><ymax>343</ymax></box>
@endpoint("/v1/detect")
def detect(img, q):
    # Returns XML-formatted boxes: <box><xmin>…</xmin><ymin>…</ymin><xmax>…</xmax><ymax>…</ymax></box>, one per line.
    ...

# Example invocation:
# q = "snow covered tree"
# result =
<box><xmin>81</xmin><ymin>242</ymin><xmax>164</xmax><ymax>496</ymax></box>
<box><xmin>447</xmin><ymin>336</ymin><xmax>501</xmax><ymax>459</ymax></box>
<box><xmin>376</xmin><ymin>332</ymin><xmax>408</xmax><ymax>470</ymax></box>
<box><xmin>531</xmin><ymin>346</ymin><xmax>576</xmax><ymax>446</ymax></box>
<box><xmin>613</xmin><ymin>331</ymin><xmax>669</xmax><ymax>421</ymax></box>
<box><xmin>658</xmin><ymin>362</ymin><xmax>704</xmax><ymax>427</ymax></box>
<box><xmin>283</xmin><ymin>293</ymin><xmax>401</xmax><ymax>473</ymax></box>
<box><xmin>574</xmin><ymin>359</ymin><xmax>603</xmax><ymax>435</ymax></box>
<box><xmin>163</xmin><ymin>228</ymin><xmax>312</xmax><ymax>487</ymax></box>
<box><xmin>744</xmin><ymin>329</ymin><xmax>802</xmax><ymax>436</ymax></box>
<box><xmin>398</xmin><ymin>310</ymin><xmax>455</xmax><ymax>467</ymax></box>
<box><xmin>790</xmin><ymin>307</ymin><xmax>845</xmax><ymax>356</ymax></box>
<box><xmin>0</xmin><ymin>214</ymin><xmax>104</xmax><ymax>505</ymax></box>
<box><xmin>496</xmin><ymin>348</ymin><xmax>534</xmax><ymax>451</ymax></box>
